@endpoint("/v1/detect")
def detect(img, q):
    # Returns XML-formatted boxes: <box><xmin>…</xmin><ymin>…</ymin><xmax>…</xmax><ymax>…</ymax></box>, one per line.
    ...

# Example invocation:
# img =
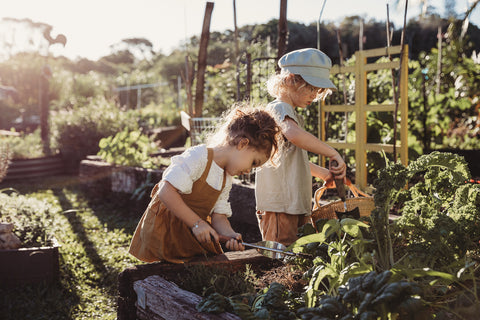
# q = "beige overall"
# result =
<box><xmin>129</xmin><ymin>148</ymin><xmax>224</xmax><ymax>263</ymax></box>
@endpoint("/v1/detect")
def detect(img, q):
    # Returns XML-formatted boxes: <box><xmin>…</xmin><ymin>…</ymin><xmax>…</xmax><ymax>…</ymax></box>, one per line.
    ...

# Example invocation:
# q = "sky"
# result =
<box><xmin>1</xmin><ymin>0</ymin><xmax>479</xmax><ymax>61</ymax></box>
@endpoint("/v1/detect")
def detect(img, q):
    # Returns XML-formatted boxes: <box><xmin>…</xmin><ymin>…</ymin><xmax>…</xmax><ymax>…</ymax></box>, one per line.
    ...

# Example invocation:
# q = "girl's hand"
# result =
<box><xmin>217</xmin><ymin>233</ymin><xmax>245</xmax><ymax>251</ymax></box>
<box><xmin>191</xmin><ymin>219</ymin><xmax>218</xmax><ymax>243</ymax></box>
<box><xmin>329</xmin><ymin>154</ymin><xmax>346</xmax><ymax>179</ymax></box>
<box><xmin>224</xmin><ymin>233</ymin><xmax>245</xmax><ymax>251</ymax></box>
<box><xmin>322</xmin><ymin>171</ymin><xmax>335</xmax><ymax>188</ymax></box>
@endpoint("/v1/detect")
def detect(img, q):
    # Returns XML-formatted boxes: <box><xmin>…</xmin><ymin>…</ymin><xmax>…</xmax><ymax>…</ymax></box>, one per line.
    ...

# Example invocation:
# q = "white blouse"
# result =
<box><xmin>161</xmin><ymin>144</ymin><xmax>233</xmax><ymax>217</ymax></box>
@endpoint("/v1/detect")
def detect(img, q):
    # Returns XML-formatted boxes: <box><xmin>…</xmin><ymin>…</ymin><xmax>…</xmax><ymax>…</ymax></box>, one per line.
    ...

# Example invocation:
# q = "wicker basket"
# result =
<box><xmin>310</xmin><ymin>180</ymin><xmax>375</xmax><ymax>222</ymax></box>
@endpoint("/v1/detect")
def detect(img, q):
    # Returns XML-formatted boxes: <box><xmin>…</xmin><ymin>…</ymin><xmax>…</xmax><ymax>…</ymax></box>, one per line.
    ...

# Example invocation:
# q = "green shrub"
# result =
<box><xmin>132</xmin><ymin>101</ymin><xmax>181</xmax><ymax>130</ymax></box>
<box><xmin>0</xmin><ymin>191</ymin><xmax>57</xmax><ymax>247</ymax></box>
<box><xmin>97</xmin><ymin>128</ymin><xmax>158</xmax><ymax>168</ymax></box>
<box><xmin>50</xmin><ymin>97</ymin><xmax>136</xmax><ymax>171</ymax></box>
<box><xmin>1</xmin><ymin>129</ymin><xmax>46</xmax><ymax>159</ymax></box>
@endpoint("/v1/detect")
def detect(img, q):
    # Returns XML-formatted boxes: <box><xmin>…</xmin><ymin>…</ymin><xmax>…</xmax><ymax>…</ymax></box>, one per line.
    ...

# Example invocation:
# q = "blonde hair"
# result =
<box><xmin>207</xmin><ymin>102</ymin><xmax>283</xmax><ymax>166</ymax></box>
<box><xmin>266</xmin><ymin>70</ymin><xmax>332</xmax><ymax>102</ymax></box>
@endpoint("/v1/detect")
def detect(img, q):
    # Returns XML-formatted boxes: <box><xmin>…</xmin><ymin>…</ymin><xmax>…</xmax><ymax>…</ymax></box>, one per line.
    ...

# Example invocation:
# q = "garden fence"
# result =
<box><xmin>321</xmin><ymin>45</ymin><xmax>409</xmax><ymax>189</ymax></box>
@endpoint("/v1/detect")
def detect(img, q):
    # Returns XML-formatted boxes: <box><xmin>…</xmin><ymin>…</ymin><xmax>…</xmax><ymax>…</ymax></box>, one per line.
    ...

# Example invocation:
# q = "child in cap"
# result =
<box><xmin>129</xmin><ymin>104</ymin><xmax>282</xmax><ymax>263</ymax></box>
<box><xmin>255</xmin><ymin>48</ymin><xmax>347</xmax><ymax>246</ymax></box>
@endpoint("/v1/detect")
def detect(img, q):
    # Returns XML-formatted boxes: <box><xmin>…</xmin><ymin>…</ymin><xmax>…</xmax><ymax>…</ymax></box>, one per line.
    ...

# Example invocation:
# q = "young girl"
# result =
<box><xmin>255</xmin><ymin>48</ymin><xmax>347</xmax><ymax>246</ymax></box>
<box><xmin>129</xmin><ymin>104</ymin><xmax>282</xmax><ymax>263</ymax></box>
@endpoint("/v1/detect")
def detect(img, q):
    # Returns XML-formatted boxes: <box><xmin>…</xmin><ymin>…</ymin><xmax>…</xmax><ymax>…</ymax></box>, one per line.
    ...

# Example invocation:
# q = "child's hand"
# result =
<box><xmin>191</xmin><ymin>220</ymin><xmax>218</xmax><ymax>244</ymax></box>
<box><xmin>329</xmin><ymin>154</ymin><xmax>346</xmax><ymax>179</ymax></box>
<box><xmin>225</xmin><ymin>233</ymin><xmax>245</xmax><ymax>251</ymax></box>
<box><xmin>218</xmin><ymin>233</ymin><xmax>245</xmax><ymax>251</ymax></box>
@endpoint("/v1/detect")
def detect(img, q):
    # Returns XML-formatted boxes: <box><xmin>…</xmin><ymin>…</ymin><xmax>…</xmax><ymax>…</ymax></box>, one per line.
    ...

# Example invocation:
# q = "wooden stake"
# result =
<box><xmin>277</xmin><ymin>0</ymin><xmax>288</xmax><ymax>65</ymax></box>
<box><xmin>194</xmin><ymin>1</ymin><xmax>214</xmax><ymax>117</ymax></box>
<box><xmin>233</xmin><ymin>0</ymin><xmax>241</xmax><ymax>101</ymax></box>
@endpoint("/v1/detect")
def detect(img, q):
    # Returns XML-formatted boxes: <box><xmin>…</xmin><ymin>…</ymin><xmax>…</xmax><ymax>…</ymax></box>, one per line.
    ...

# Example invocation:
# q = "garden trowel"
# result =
<box><xmin>331</xmin><ymin>160</ymin><xmax>360</xmax><ymax>219</ymax></box>
<box><xmin>217</xmin><ymin>235</ymin><xmax>311</xmax><ymax>260</ymax></box>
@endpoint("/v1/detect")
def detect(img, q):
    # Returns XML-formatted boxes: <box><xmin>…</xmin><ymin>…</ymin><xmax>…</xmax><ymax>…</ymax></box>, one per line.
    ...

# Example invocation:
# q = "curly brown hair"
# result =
<box><xmin>207</xmin><ymin>103</ymin><xmax>282</xmax><ymax>165</ymax></box>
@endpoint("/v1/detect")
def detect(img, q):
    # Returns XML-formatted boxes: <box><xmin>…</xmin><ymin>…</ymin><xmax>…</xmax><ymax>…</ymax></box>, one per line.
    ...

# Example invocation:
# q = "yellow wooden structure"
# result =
<box><xmin>320</xmin><ymin>45</ymin><xmax>409</xmax><ymax>190</ymax></box>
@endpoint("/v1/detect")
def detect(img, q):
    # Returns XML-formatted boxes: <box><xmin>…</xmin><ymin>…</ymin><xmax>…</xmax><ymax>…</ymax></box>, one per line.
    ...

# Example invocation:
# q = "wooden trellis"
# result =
<box><xmin>320</xmin><ymin>45</ymin><xmax>409</xmax><ymax>190</ymax></box>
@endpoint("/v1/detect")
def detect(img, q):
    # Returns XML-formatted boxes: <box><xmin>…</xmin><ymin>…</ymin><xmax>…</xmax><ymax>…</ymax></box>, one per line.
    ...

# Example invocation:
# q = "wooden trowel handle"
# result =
<box><xmin>331</xmin><ymin>160</ymin><xmax>346</xmax><ymax>202</ymax></box>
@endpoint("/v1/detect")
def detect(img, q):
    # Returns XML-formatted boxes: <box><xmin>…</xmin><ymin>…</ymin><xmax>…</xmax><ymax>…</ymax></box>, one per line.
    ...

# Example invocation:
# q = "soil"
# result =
<box><xmin>254</xmin><ymin>263</ymin><xmax>307</xmax><ymax>293</ymax></box>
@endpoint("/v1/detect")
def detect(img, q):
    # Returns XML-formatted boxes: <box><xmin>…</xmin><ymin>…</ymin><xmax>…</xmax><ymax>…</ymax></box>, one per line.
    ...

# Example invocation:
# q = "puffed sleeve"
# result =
<box><xmin>162</xmin><ymin>145</ymin><xmax>207</xmax><ymax>194</ymax></box>
<box><xmin>212</xmin><ymin>175</ymin><xmax>233</xmax><ymax>217</ymax></box>
<box><xmin>267</xmin><ymin>101</ymin><xmax>299</xmax><ymax>124</ymax></box>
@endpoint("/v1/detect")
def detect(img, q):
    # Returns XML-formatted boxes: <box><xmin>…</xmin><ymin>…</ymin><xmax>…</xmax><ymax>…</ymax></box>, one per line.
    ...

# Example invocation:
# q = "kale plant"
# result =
<box><xmin>372</xmin><ymin>151</ymin><xmax>478</xmax><ymax>270</ymax></box>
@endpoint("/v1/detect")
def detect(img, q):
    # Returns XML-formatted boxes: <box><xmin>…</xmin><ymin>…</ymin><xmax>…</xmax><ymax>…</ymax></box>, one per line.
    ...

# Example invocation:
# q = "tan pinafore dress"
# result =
<box><xmin>129</xmin><ymin>148</ymin><xmax>224</xmax><ymax>263</ymax></box>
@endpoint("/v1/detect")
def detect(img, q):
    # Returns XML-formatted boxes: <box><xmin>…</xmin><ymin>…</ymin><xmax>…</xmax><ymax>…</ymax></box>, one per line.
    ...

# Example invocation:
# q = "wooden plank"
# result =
<box><xmin>364</xmin><ymin>104</ymin><xmax>396</xmax><ymax>112</ymax></box>
<box><xmin>322</xmin><ymin>104</ymin><xmax>356</xmax><ymax>112</ymax></box>
<box><xmin>134</xmin><ymin>275</ymin><xmax>241</xmax><ymax>320</ymax></box>
<box><xmin>330</xmin><ymin>65</ymin><xmax>355</xmax><ymax>74</ymax></box>
<box><xmin>364</xmin><ymin>61</ymin><xmax>400</xmax><ymax>72</ymax></box>
<box><xmin>363</xmin><ymin>46</ymin><xmax>402</xmax><ymax>58</ymax></box>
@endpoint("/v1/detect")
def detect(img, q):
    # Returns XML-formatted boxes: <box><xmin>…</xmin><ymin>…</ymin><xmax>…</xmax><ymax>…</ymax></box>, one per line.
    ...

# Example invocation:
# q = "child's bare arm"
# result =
<box><xmin>157</xmin><ymin>180</ymin><xmax>218</xmax><ymax>243</ymax></box>
<box><xmin>310</xmin><ymin>163</ymin><xmax>333</xmax><ymax>181</ymax></box>
<box><xmin>282</xmin><ymin>117</ymin><xmax>346</xmax><ymax>178</ymax></box>
<box><xmin>211</xmin><ymin>213</ymin><xmax>244</xmax><ymax>251</ymax></box>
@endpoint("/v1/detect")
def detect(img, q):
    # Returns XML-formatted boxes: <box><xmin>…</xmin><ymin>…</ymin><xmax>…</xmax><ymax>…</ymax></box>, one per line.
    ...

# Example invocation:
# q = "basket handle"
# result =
<box><xmin>313</xmin><ymin>178</ymin><xmax>371</xmax><ymax>210</ymax></box>
<box><xmin>344</xmin><ymin>179</ymin><xmax>372</xmax><ymax>198</ymax></box>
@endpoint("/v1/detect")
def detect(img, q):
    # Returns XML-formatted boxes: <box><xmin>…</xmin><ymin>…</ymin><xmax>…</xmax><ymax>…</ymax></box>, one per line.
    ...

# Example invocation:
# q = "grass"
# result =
<box><xmin>0</xmin><ymin>174</ymin><xmax>144</xmax><ymax>320</ymax></box>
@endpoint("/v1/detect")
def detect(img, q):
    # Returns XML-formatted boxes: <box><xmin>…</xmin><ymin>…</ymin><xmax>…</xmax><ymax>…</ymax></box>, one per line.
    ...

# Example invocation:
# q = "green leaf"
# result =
<box><xmin>288</xmin><ymin>233</ymin><xmax>327</xmax><ymax>251</ymax></box>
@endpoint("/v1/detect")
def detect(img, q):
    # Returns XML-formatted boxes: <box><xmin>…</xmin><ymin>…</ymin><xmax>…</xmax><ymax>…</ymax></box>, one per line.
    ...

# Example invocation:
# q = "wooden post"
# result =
<box><xmin>233</xmin><ymin>0</ymin><xmax>241</xmax><ymax>101</ymax></box>
<box><xmin>277</xmin><ymin>0</ymin><xmax>288</xmax><ymax>63</ymax></box>
<box><xmin>39</xmin><ymin>65</ymin><xmax>51</xmax><ymax>155</ymax></box>
<box><xmin>355</xmin><ymin>50</ymin><xmax>367</xmax><ymax>189</ymax></box>
<box><xmin>245</xmin><ymin>53</ymin><xmax>252</xmax><ymax>101</ymax></box>
<box><xmin>194</xmin><ymin>1</ymin><xmax>214</xmax><ymax>117</ymax></box>
<box><xmin>399</xmin><ymin>45</ymin><xmax>409</xmax><ymax>167</ymax></box>
<box><xmin>435</xmin><ymin>26</ymin><xmax>443</xmax><ymax>95</ymax></box>
<box><xmin>183</xmin><ymin>56</ymin><xmax>194</xmax><ymax>116</ymax></box>
<box><xmin>359</xmin><ymin>18</ymin><xmax>364</xmax><ymax>51</ymax></box>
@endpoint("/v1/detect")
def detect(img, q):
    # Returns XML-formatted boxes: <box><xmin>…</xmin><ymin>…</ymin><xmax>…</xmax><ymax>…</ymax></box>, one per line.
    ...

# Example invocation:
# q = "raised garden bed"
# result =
<box><xmin>3</xmin><ymin>154</ymin><xmax>65</xmax><ymax>181</ymax></box>
<box><xmin>0</xmin><ymin>237</ymin><xmax>60</xmax><ymax>286</ymax></box>
<box><xmin>78</xmin><ymin>156</ymin><xmax>165</xmax><ymax>196</ymax></box>
<box><xmin>117</xmin><ymin>250</ymin><xmax>284</xmax><ymax>320</ymax></box>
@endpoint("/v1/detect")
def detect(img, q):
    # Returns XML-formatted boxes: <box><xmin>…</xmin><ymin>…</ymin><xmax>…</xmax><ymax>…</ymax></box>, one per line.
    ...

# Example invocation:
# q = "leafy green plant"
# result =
<box><xmin>371</xmin><ymin>151</ymin><xmax>476</xmax><ymax>271</ymax></box>
<box><xmin>0</xmin><ymin>190</ymin><xmax>57</xmax><ymax>247</ymax></box>
<box><xmin>0</xmin><ymin>142</ymin><xmax>11</xmax><ymax>182</ymax></box>
<box><xmin>289</xmin><ymin>218</ymin><xmax>373</xmax><ymax>308</ymax></box>
<box><xmin>1</xmin><ymin>129</ymin><xmax>46</xmax><ymax>159</ymax></box>
<box><xmin>197</xmin><ymin>281</ymin><xmax>297</xmax><ymax>320</ymax></box>
<box><xmin>50</xmin><ymin>97</ymin><xmax>136</xmax><ymax>171</ymax></box>
<box><xmin>297</xmin><ymin>271</ymin><xmax>427</xmax><ymax>320</ymax></box>
<box><xmin>97</xmin><ymin>128</ymin><xmax>158</xmax><ymax>168</ymax></box>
